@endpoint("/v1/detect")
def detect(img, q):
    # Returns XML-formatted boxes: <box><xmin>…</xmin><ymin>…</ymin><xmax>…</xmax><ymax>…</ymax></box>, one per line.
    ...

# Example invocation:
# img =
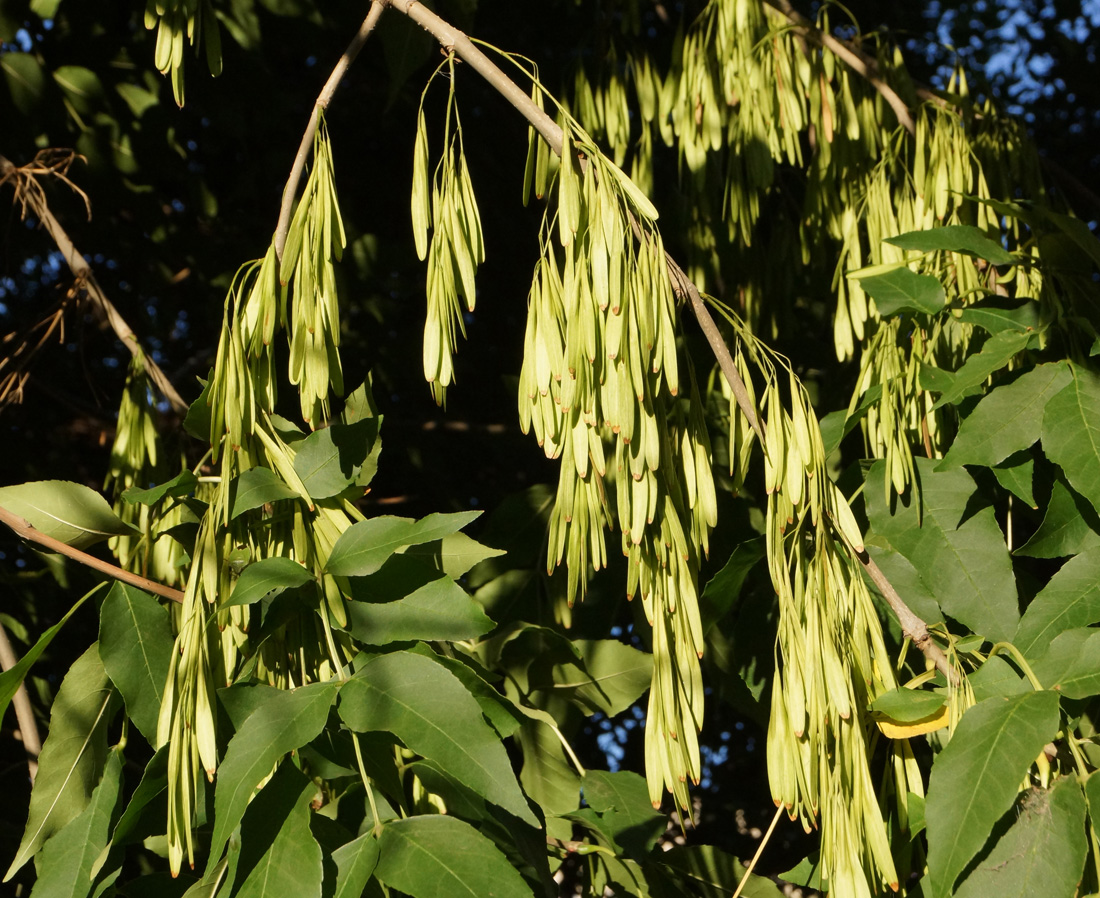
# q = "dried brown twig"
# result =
<box><xmin>0</xmin><ymin>151</ymin><xmax>188</xmax><ymax>412</ymax></box>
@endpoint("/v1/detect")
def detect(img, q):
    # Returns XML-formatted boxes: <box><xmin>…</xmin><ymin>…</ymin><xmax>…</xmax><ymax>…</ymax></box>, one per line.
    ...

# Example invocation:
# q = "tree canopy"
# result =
<box><xmin>2</xmin><ymin>2</ymin><xmax>1100</xmax><ymax>897</ymax></box>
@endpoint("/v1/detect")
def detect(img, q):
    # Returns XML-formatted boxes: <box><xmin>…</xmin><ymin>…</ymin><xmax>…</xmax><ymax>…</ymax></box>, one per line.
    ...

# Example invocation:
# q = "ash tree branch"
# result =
<box><xmin>0</xmin><ymin>155</ymin><xmax>188</xmax><ymax>413</ymax></box>
<box><xmin>0</xmin><ymin>621</ymin><xmax>42</xmax><ymax>783</ymax></box>
<box><xmin>383</xmin><ymin>0</ymin><xmax>949</xmax><ymax>678</ymax></box>
<box><xmin>274</xmin><ymin>2</ymin><xmax>387</xmax><ymax>261</ymax></box>
<box><xmin>0</xmin><ymin>504</ymin><xmax>185</xmax><ymax>604</ymax></box>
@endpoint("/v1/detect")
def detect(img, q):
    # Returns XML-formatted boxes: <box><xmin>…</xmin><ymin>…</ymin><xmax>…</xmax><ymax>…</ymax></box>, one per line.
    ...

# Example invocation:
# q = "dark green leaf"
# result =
<box><xmin>854</xmin><ymin>267</ymin><xmax>945</xmax><ymax>316</ymax></box>
<box><xmin>122</xmin><ymin>471</ymin><xmax>198</xmax><ymax>506</ymax></box>
<box><xmin>374</xmin><ymin>815</ymin><xmax>532</xmax><ymax>898</ymax></box>
<box><xmin>1042</xmin><ymin>366</ymin><xmax>1100</xmax><ymax>517</ymax></box>
<box><xmin>327</xmin><ymin>512</ymin><xmax>481</xmax><ymax>577</ymax></box>
<box><xmin>207</xmin><ymin>681</ymin><xmax>337</xmax><ymax>872</ymax></box>
<box><xmin>1015</xmin><ymin>479</ymin><xmax>1100</xmax><ymax>558</ymax></box>
<box><xmin>111</xmin><ymin>746</ymin><xmax>168</xmax><ymax>848</ymax></box>
<box><xmin>939</xmin><ymin>363</ymin><xmax>1071</xmax><ymax>469</ymax></box>
<box><xmin>579</xmin><ymin>770</ymin><xmax>665</xmax><ymax>857</ymax></box>
<box><xmin>958</xmin><ymin>299</ymin><xmax>1041</xmax><ymax>335</ymax></box>
<box><xmin>345</xmin><ymin>576</ymin><xmax>495</xmax><ymax>645</ymax></box>
<box><xmin>402</xmin><ymin>533</ymin><xmax>506</xmax><ymax>579</ymax></box>
<box><xmin>990</xmin><ymin>451</ymin><xmax>1036</xmax><ymax>508</ymax></box>
<box><xmin>0</xmin><ymin>587</ymin><xmax>94</xmax><ymax>725</ymax></box>
<box><xmin>292</xmin><ymin>419</ymin><xmax>379</xmax><ymax>500</ymax></box>
<box><xmin>863</xmin><ymin>545</ymin><xmax>943</xmax><ymax>627</ymax></box>
<box><xmin>931</xmin><ymin>330</ymin><xmax>1032</xmax><ymax>410</ymax></box>
<box><xmin>332</xmin><ymin>831</ymin><xmax>381</xmax><ymax>898</ymax></box>
<box><xmin>968</xmin><ymin>656</ymin><xmax>1030</xmax><ymax>702</ymax></box>
<box><xmin>53</xmin><ymin>65</ymin><xmax>104</xmax><ymax>115</ymax></box>
<box><xmin>182</xmin><ymin>374</ymin><xmax>213</xmax><ymax>441</ymax></box>
<box><xmin>99</xmin><ymin>583</ymin><xmax>174</xmax><ymax>743</ymax></box>
<box><xmin>538</xmin><ymin>639</ymin><xmax>652</xmax><ymax>717</ymax></box>
<box><xmin>517</xmin><ymin>715</ymin><xmax>580</xmax><ymax>816</ymax></box>
<box><xmin>869</xmin><ymin>688</ymin><xmax>946</xmax><ymax>722</ymax></box>
<box><xmin>925</xmin><ymin>691</ymin><xmax>1059</xmax><ymax>896</ymax></box>
<box><xmin>700</xmin><ymin>539</ymin><xmax>765</xmax><ymax>629</ymax></box>
<box><xmin>1014</xmin><ymin>547</ymin><xmax>1100</xmax><ymax>659</ymax></box>
<box><xmin>407</xmin><ymin>645</ymin><xmax>523</xmax><ymax>738</ymax></box>
<box><xmin>661</xmin><ymin>845</ymin><xmax>784</xmax><ymax>898</ymax></box>
<box><xmin>2</xmin><ymin>53</ymin><xmax>46</xmax><ymax>114</ymax></box>
<box><xmin>230</xmin><ymin>467</ymin><xmax>301</xmax><ymax>518</ymax></box>
<box><xmin>234</xmin><ymin>763</ymin><xmax>323</xmax><ymax>898</ymax></box>
<box><xmin>1031</xmin><ymin>628</ymin><xmax>1100</xmax><ymax>698</ymax></box>
<box><xmin>29</xmin><ymin>747</ymin><xmax>123</xmax><ymax>898</ymax></box>
<box><xmin>339</xmin><ymin>651</ymin><xmax>536</xmax><ymax>825</ymax></box>
<box><xmin>6</xmin><ymin>644</ymin><xmax>115</xmax><ymax>880</ymax></box>
<box><xmin>865</xmin><ymin>459</ymin><xmax>1018</xmax><ymax>642</ymax></box>
<box><xmin>226</xmin><ymin>557</ymin><xmax>315</xmax><ymax>607</ymax></box>
<box><xmin>0</xmin><ymin>480</ymin><xmax>135</xmax><ymax>549</ymax></box>
<box><xmin>954</xmin><ymin>778</ymin><xmax>1087</xmax><ymax>898</ymax></box>
<box><xmin>886</xmin><ymin>225</ymin><xmax>1014</xmax><ymax>265</ymax></box>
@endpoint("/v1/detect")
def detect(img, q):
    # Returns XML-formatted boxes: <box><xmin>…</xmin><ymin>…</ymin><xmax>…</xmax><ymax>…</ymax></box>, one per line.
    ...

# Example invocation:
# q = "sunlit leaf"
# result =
<box><xmin>1042</xmin><ymin>366</ymin><xmax>1100</xmax><ymax>517</ymax></box>
<box><xmin>885</xmin><ymin>224</ymin><xmax>1014</xmax><ymax>265</ymax></box>
<box><xmin>226</xmin><ymin>557</ymin><xmax>315</xmax><ymax>607</ymax></box>
<box><xmin>326</xmin><ymin>512</ymin><xmax>481</xmax><ymax>577</ymax></box>
<box><xmin>852</xmin><ymin>267</ymin><xmax>945</xmax><ymax>316</ymax></box>
<box><xmin>1014</xmin><ymin>547</ymin><xmax>1100</xmax><ymax>659</ymax></box>
<box><xmin>0</xmin><ymin>480</ymin><xmax>135</xmax><ymax>549</ymax></box>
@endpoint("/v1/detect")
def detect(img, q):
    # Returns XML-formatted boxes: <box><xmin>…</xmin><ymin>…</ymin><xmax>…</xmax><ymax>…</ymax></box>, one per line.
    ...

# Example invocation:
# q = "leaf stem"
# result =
<box><xmin>0</xmin><ymin>504</ymin><xmax>185</xmax><ymax>604</ymax></box>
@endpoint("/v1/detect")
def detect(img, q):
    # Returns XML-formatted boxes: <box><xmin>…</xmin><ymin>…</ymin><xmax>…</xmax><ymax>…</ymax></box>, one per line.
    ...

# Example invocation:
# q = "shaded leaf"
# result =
<box><xmin>865</xmin><ymin>459</ymin><xmax>1018</xmax><ymax>642</ymax></box>
<box><xmin>403</xmin><ymin>532</ymin><xmax>506</xmax><ymax>579</ymax></box>
<box><xmin>853</xmin><ymin>267</ymin><xmax>945</xmax><ymax>316</ymax></box>
<box><xmin>99</xmin><ymin>583</ymin><xmax>174</xmax><ymax>743</ymax></box>
<box><xmin>111</xmin><ymin>746</ymin><xmax>168</xmax><ymax>848</ymax></box>
<box><xmin>931</xmin><ymin>330</ymin><xmax>1032</xmax><ymax>410</ymax></box>
<box><xmin>227</xmin><ymin>557</ymin><xmax>315</xmax><ymax>607</ymax></box>
<box><xmin>230</xmin><ymin>467</ymin><xmax>301</xmax><ymax>518</ymax></box>
<box><xmin>1016</xmin><ymin>478</ymin><xmax>1100</xmax><ymax>558</ymax></box>
<box><xmin>925</xmin><ymin>691</ymin><xmax>1059</xmax><ymax>896</ymax></box>
<box><xmin>123</xmin><ymin>471</ymin><xmax>198</xmax><ymax>506</ymax></box>
<box><xmin>374</xmin><ymin>815</ymin><xmax>532</xmax><ymax>898</ymax></box>
<box><xmin>939</xmin><ymin>363</ymin><xmax>1071</xmax><ymax>469</ymax></box>
<box><xmin>332</xmin><ymin>831</ymin><xmax>381</xmax><ymax>898</ymax></box>
<box><xmin>207</xmin><ymin>681</ymin><xmax>338</xmax><ymax>872</ymax></box>
<box><xmin>1042</xmin><ymin>366</ymin><xmax>1100</xmax><ymax>517</ymax></box>
<box><xmin>2</xmin><ymin>52</ymin><xmax>46</xmax><ymax>114</ymax></box>
<box><xmin>517</xmin><ymin>713</ymin><xmax>580</xmax><ymax>816</ymax></box>
<box><xmin>578</xmin><ymin>770</ymin><xmax>664</xmax><ymax>857</ymax></box>
<box><xmin>869</xmin><ymin>688</ymin><xmax>946</xmax><ymax>722</ymax></box>
<box><xmin>537</xmin><ymin>639</ymin><xmax>652</xmax><ymax>717</ymax></box>
<box><xmin>885</xmin><ymin>225</ymin><xmax>1014</xmax><ymax>265</ymax></box>
<box><xmin>990</xmin><ymin>451</ymin><xmax>1036</xmax><ymax>508</ymax></box>
<box><xmin>1031</xmin><ymin>628</ymin><xmax>1100</xmax><ymax>698</ymax></box>
<box><xmin>1013</xmin><ymin>547</ymin><xmax>1100</xmax><ymax>659</ymax></box>
<box><xmin>954</xmin><ymin>777</ymin><xmax>1086</xmax><ymax>898</ymax></box>
<box><xmin>407</xmin><ymin>645</ymin><xmax>523</xmax><ymax>738</ymax></box>
<box><xmin>327</xmin><ymin>512</ymin><xmax>481</xmax><ymax>577</ymax></box>
<box><xmin>958</xmin><ymin>299</ymin><xmax>1041</xmax><ymax>335</ymax></box>
<box><xmin>6</xmin><ymin>644</ymin><xmax>115</xmax><ymax>880</ymax></box>
<box><xmin>346</xmin><ymin>576</ymin><xmax>495</xmax><ymax>645</ymax></box>
<box><xmin>234</xmin><ymin>763</ymin><xmax>323</xmax><ymax>898</ymax></box>
<box><xmin>339</xmin><ymin>651</ymin><xmax>536</xmax><ymax>825</ymax></box>
<box><xmin>29</xmin><ymin>747</ymin><xmax>123</xmax><ymax>898</ymax></box>
<box><xmin>292</xmin><ymin>419</ymin><xmax>379</xmax><ymax>500</ymax></box>
<box><xmin>660</xmin><ymin>844</ymin><xmax>784</xmax><ymax>898</ymax></box>
<box><xmin>0</xmin><ymin>587</ymin><xmax>94</xmax><ymax>725</ymax></box>
<box><xmin>0</xmin><ymin>480</ymin><xmax>135</xmax><ymax>549</ymax></box>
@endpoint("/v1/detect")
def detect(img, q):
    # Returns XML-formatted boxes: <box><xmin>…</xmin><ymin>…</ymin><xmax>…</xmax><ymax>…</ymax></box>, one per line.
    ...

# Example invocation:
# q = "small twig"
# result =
<box><xmin>763</xmin><ymin>0</ymin><xmax>915</xmax><ymax>135</ymax></box>
<box><xmin>0</xmin><ymin>621</ymin><xmax>41</xmax><ymax>783</ymax></box>
<box><xmin>0</xmin><ymin>504</ymin><xmax>185</xmax><ymax>604</ymax></box>
<box><xmin>858</xmin><ymin>549</ymin><xmax>958</xmax><ymax>685</ymax></box>
<box><xmin>0</xmin><ymin>154</ymin><xmax>188</xmax><ymax>413</ymax></box>
<box><xmin>273</xmin><ymin>3</ymin><xmax>387</xmax><ymax>261</ymax></box>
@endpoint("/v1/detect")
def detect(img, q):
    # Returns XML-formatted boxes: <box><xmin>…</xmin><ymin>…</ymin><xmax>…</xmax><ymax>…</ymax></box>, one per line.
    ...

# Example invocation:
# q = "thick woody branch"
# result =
<box><xmin>763</xmin><ymin>0</ymin><xmax>915</xmax><ymax>135</ymax></box>
<box><xmin>0</xmin><ymin>505</ymin><xmax>185</xmax><ymax>604</ymax></box>
<box><xmin>0</xmin><ymin>155</ymin><xmax>188</xmax><ymax>413</ymax></box>
<box><xmin>0</xmin><ymin>621</ymin><xmax>41</xmax><ymax>783</ymax></box>
<box><xmin>384</xmin><ymin>0</ymin><xmax>947</xmax><ymax>680</ymax></box>
<box><xmin>273</xmin><ymin>3</ymin><xmax>387</xmax><ymax>261</ymax></box>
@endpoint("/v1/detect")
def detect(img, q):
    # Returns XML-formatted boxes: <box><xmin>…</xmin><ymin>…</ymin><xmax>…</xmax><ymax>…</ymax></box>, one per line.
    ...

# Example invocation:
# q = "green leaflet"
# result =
<box><xmin>0</xmin><ymin>480</ymin><xmax>135</xmax><ymax>549</ymax></box>
<box><xmin>1015</xmin><ymin>478</ymin><xmax>1100</xmax><ymax>558</ymax></box>
<box><xmin>852</xmin><ymin>267</ymin><xmax>945</xmax><ymax>316</ymax></box>
<box><xmin>5</xmin><ymin>643</ymin><xmax>116</xmax><ymax>881</ymax></box>
<box><xmin>537</xmin><ymin>639</ymin><xmax>653</xmax><ymax>718</ymax></box>
<box><xmin>291</xmin><ymin>418</ymin><xmax>380</xmax><ymax>500</ymax></box>
<box><xmin>226</xmin><ymin>557</ymin><xmax>315</xmax><ymax>607</ymax></box>
<box><xmin>230</xmin><ymin>467</ymin><xmax>300</xmax><ymax>518</ymax></box>
<box><xmin>924</xmin><ymin>691</ymin><xmax>1059</xmax><ymax>897</ymax></box>
<box><xmin>938</xmin><ymin>362</ymin><xmax>1071</xmax><ymax>469</ymax></box>
<box><xmin>123</xmin><ymin>471</ymin><xmax>198</xmax><ymax>506</ymax></box>
<box><xmin>930</xmin><ymin>330</ymin><xmax>1032</xmax><ymax>410</ymax></box>
<box><xmin>331</xmin><ymin>831</ymin><xmax>381</xmax><ymax>898</ymax></box>
<box><xmin>345</xmin><ymin>575</ymin><xmax>495</xmax><ymax>645</ymax></box>
<box><xmin>339</xmin><ymin>650</ymin><xmax>537</xmax><ymax>826</ymax></box>
<box><xmin>864</xmin><ymin>459</ymin><xmax>1018</xmax><ymax>642</ymax></box>
<box><xmin>575</xmin><ymin>770</ymin><xmax>665</xmax><ymax>857</ymax></box>
<box><xmin>99</xmin><ymin>583</ymin><xmax>174</xmax><ymax>744</ymax></box>
<box><xmin>953</xmin><ymin>777</ymin><xmax>1086</xmax><ymax>898</ymax></box>
<box><xmin>233</xmin><ymin>763</ymin><xmax>323</xmax><ymax>898</ymax></box>
<box><xmin>1014</xmin><ymin>547</ymin><xmax>1100</xmax><ymax>659</ymax></box>
<box><xmin>1042</xmin><ymin>365</ymin><xmax>1100</xmax><ymax>518</ymax></box>
<box><xmin>206</xmin><ymin>681</ymin><xmax>338</xmax><ymax>873</ymax></box>
<box><xmin>885</xmin><ymin>224</ymin><xmax>1014</xmax><ymax>265</ymax></box>
<box><xmin>28</xmin><ymin>747</ymin><xmax>124</xmax><ymax>898</ymax></box>
<box><xmin>1030</xmin><ymin>628</ymin><xmax>1100</xmax><ymax>698</ymax></box>
<box><xmin>326</xmin><ymin>511</ymin><xmax>482</xmax><ymax>577</ymax></box>
<box><xmin>374</xmin><ymin>815</ymin><xmax>532</xmax><ymax>898</ymax></box>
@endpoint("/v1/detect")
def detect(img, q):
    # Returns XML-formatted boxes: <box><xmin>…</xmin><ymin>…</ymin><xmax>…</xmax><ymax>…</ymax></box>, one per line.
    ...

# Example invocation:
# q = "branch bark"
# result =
<box><xmin>0</xmin><ymin>504</ymin><xmax>185</xmax><ymax>604</ymax></box>
<box><xmin>273</xmin><ymin>3</ymin><xmax>387</xmax><ymax>261</ymax></box>
<box><xmin>0</xmin><ymin>155</ymin><xmax>188</xmax><ymax>413</ymax></box>
<box><xmin>0</xmin><ymin>621</ymin><xmax>41</xmax><ymax>783</ymax></box>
